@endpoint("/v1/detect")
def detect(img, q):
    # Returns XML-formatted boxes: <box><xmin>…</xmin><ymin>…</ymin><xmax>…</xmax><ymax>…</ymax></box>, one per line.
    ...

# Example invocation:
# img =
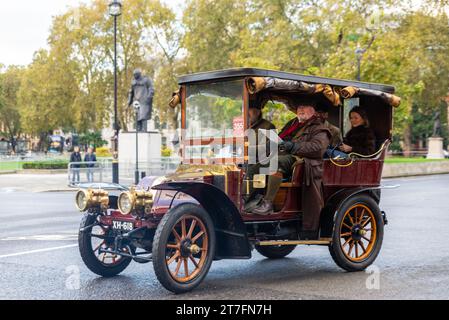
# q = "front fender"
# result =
<box><xmin>153</xmin><ymin>182</ymin><xmax>252</xmax><ymax>259</ymax></box>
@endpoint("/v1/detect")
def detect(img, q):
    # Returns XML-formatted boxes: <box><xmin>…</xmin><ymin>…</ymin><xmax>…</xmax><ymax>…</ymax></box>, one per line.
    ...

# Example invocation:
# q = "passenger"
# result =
<box><xmin>315</xmin><ymin>105</ymin><xmax>343</xmax><ymax>150</ymax></box>
<box><xmin>249</xmin><ymin>105</ymin><xmax>276</xmax><ymax>131</ymax></box>
<box><xmin>249</xmin><ymin>101</ymin><xmax>331</xmax><ymax>240</ymax></box>
<box><xmin>338</xmin><ymin>107</ymin><xmax>376</xmax><ymax>157</ymax></box>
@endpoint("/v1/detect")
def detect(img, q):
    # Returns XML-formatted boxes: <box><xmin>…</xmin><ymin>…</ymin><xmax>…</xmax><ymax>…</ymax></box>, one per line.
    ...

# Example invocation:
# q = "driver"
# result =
<box><xmin>249</xmin><ymin>100</ymin><xmax>331</xmax><ymax>239</ymax></box>
<box><xmin>244</xmin><ymin>105</ymin><xmax>276</xmax><ymax>210</ymax></box>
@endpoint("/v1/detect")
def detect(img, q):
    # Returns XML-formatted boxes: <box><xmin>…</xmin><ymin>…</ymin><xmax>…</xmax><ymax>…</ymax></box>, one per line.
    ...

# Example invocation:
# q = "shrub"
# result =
<box><xmin>22</xmin><ymin>160</ymin><xmax>69</xmax><ymax>170</ymax></box>
<box><xmin>79</xmin><ymin>132</ymin><xmax>108</xmax><ymax>149</ymax></box>
<box><xmin>161</xmin><ymin>147</ymin><xmax>172</xmax><ymax>157</ymax></box>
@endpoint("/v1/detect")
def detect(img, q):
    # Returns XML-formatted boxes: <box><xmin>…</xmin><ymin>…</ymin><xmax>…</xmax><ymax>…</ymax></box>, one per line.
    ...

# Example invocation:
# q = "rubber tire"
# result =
<box><xmin>255</xmin><ymin>245</ymin><xmax>297</xmax><ymax>259</ymax></box>
<box><xmin>152</xmin><ymin>203</ymin><xmax>216</xmax><ymax>294</ymax></box>
<box><xmin>78</xmin><ymin>213</ymin><xmax>132</xmax><ymax>277</ymax></box>
<box><xmin>329</xmin><ymin>194</ymin><xmax>384</xmax><ymax>272</ymax></box>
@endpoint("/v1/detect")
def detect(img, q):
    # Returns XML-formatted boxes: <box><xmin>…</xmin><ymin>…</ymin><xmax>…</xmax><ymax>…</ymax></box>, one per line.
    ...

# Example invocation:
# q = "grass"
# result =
<box><xmin>0</xmin><ymin>161</ymin><xmax>24</xmax><ymax>171</ymax></box>
<box><xmin>385</xmin><ymin>157</ymin><xmax>449</xmax><ymax>164</ymax></box>
<box><xmin>0</xmin><ymin>160</ymin><xmax>69</xmax><ymax>171</ymax></box>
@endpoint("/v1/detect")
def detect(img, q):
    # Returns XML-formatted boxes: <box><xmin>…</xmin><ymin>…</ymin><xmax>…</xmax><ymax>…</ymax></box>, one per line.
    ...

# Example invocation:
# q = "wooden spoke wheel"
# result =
<box><xmin>329</xmin><ymin>194</ymin><xmax>384</xmax><ymax>272</ymax></box>
<box><xmin>339</xmin><ymin>204</ymin><xmax>377</xmax><ymax>262</ymax></box>
<box><xmin>165</xmin><ymin>215</ymin><xmax>209</xmax><ymax>282</ymax></box>
<box><xmin>78</xmin><ymin>214</ymin><xmax>132</xmax><ymax>277</ymax></box>
<box><xmin>152</xmin><ymin>204</ymin><xmax>216</xmax><ymax>294</ymax></box>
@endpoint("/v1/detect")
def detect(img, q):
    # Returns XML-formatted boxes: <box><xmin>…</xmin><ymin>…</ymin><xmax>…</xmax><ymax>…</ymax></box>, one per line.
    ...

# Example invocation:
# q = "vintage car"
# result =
<box><xmin>75</xmin><ymin>68</ymin><xmax>400</xmax><ymax>293</ymax></box>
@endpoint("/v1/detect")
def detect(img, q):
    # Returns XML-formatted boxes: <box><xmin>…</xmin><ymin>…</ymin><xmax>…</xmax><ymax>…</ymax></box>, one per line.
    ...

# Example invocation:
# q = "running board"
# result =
<box><xmin>257</xmin><ymin>238</ymin><xmax>332</xmax><ymax>246</ymax></box>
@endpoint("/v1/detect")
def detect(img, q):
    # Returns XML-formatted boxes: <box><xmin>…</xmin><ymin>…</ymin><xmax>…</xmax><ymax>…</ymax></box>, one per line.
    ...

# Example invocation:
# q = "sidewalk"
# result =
<box><xmin>0</xmin><ymin>173</ymin><xmax>73</xmax><ymax>193</ymax></box>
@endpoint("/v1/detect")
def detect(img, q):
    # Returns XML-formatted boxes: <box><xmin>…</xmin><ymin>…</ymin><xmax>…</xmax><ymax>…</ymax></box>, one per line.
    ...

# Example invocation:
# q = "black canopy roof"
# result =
<box><xmin>178</xmin><ymin>68</ymin><xmax>395</xmax><ymax>94</ymax></box>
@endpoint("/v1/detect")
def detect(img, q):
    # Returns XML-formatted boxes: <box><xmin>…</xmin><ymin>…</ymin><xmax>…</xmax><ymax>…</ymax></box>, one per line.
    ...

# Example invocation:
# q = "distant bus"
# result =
<box><xmin>48</xmin><ymin>135</ymin><xmax>64</xmax><ymax>153</ymax></box>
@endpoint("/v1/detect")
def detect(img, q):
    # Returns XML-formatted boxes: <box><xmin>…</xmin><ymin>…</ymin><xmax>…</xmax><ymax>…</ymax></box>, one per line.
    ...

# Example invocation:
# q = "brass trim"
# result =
<box><xmin>118</xmin><ymin>187</ymin><xmax>154</xmax><ymax>215</ymax></box>
<box><xmin>75</xmin><ymin>189</ymin><xmax>109</xmax><ymax>212</ymax></box>
<box><xmin>253</xmin><ymin>174</ymin><xmax>267</xmax><ymax>189</ymax></box>
<box><xmin>168</xmin><ymin>164</ymin><xmax>239</xmax><ymax>180</ymax></box>
<box><xmin>243</xmin><ymin>179</ymin><xmax>250</xmax><ymax>195</ymax></box>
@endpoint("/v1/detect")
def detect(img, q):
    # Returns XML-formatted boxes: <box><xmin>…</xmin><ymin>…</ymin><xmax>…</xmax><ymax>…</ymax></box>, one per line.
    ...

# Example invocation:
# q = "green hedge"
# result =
<box><xmin>22</xmin><ymin>161</ymin><xmax>69</xmax><ymax>170</ymax></box>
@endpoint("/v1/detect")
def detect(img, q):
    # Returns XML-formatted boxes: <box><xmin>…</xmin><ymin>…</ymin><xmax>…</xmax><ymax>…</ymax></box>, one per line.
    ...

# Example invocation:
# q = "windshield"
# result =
<box><xmin>183</xmin><ymin>80</ymin><xmax>245</xmax><ymax>162</ymax></box>
<box><xmin>185</xmin><ymin>80</ymin><xmax>244</xmax><ymax>139</ymax></box>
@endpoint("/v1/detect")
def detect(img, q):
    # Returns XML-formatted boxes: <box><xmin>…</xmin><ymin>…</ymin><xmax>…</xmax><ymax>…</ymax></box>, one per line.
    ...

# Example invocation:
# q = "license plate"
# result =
<box><xmin>112</xmin><ymin>220</ymin><xmax>134</xmax><ymax>232</ymax></box>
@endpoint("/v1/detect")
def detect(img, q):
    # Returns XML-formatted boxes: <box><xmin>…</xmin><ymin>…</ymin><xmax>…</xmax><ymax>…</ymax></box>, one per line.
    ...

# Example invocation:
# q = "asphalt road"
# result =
<box><xmin>1</xmin><ymin>174</ymin><xmax>449</xmax><ymax>300</ymax></box>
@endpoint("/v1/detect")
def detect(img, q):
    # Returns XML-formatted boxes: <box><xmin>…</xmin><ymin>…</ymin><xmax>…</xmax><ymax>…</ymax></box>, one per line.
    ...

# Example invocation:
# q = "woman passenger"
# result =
<box><xmin>338</xmin><ymin>107</ymin><xmax>376</xmax><ymax>156</ymax></box>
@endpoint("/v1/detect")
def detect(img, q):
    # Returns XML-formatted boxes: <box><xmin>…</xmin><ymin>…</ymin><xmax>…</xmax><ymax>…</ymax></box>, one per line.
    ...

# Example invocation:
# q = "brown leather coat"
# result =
<box><xmin>289</xmin><ymin>117</ymin><xmax>331</xmax><ymax>231</ymax></box>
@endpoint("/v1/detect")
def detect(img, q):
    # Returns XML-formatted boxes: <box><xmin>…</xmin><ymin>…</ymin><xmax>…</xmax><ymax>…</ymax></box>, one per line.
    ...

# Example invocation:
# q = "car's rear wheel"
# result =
<box><xmin>255</xmin><ymin>245</ymin><xmax>297</xmax><ymax>259</ymax></box>
<box><xmin>152</xmin><ymin>203</ymin><xmax>216</xmax><ymax>294</ymax></box>
<box><xmin>78</xmin><ymin>214</ymin><xmax>132</xmax><ymax>277</ymax></box>
<box><xmin>329</xmin><ymin>194</ymin><xmax>384</xmax><ymax>271</ymax></box>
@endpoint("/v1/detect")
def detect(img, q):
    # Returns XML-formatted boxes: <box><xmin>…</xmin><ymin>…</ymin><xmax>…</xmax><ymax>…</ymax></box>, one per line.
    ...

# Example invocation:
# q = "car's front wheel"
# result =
<box><xmin>78</xmin><ymin>214</ymin><xmax>132</xmax><ymax>277</ymax></box>
<box><xmin>152</xmin><ymin>203</ymin><xmax>216</xmax><ymax>294</ymax></box>
<box><xmin>328</xmin><ymin>194</ymin><xmax>384</xmax><ymax>272</ymax></box>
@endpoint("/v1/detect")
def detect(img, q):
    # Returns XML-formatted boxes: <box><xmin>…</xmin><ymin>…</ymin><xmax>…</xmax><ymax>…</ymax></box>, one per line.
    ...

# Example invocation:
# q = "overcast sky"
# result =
<box><xmin>0</xmin><ymin>0</ymin><xmax>429</xmax><ymax>67</ymax></box>
<box><xmin>0</xmin><ymin>0</ymin><xmax>182</xmax><ymax>67</ymax></box>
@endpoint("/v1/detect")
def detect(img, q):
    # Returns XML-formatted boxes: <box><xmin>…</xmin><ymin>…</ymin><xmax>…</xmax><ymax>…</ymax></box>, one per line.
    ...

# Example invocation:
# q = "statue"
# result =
<box><xmin>128</xmin><ymin>69</ymin><xmax>154</xmax><ymax>132</ymax></box>
<box><xmin>432</xmin><ymin>111</ymin><xmax>441</xmax><ymax>137</ymax></box>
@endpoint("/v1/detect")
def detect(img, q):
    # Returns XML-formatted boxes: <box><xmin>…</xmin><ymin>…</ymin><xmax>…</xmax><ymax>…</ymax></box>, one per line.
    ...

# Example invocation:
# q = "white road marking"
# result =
<box><xmin>0</xmin><ymin>244</ymin><xmax>78</xmax><ymax>259</ymax></box>
<box><xmin>0</xmin><ymin>187</ymin><xmax>25</xmax><ymax>193</ymax></box>
<box><xmin>0</xmin><ymin>234</ymin><xmax>78</xmax><ymax>241</ymax></box>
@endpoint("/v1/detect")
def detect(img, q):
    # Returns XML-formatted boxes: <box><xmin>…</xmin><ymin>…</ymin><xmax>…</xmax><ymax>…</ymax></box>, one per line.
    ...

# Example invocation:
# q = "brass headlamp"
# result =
<box><xmin>75</xmin><ymin>189</ymin><xmax>109</xmax><ymax>212</ymax></box>
<box><xmin>118</xmin><ymin>187</ymin><xmax>154</xmax><ymax>216</ymax></box>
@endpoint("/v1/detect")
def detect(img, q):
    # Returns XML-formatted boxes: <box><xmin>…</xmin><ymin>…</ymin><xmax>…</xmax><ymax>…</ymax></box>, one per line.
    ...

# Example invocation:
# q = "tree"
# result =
<box><xmin>17</xmin><ymin>50</ymin><xmax>78</xmax><ymax>150</ymax></box>
<box><xmin>0</xmin><ymin>66</ymin><xmax>24</xmax><ymax>151</ymax></box>
<box><xmin>45</xmin><ymin>0</ymin><xmax>181</xmax><ymax>132</ymax></box>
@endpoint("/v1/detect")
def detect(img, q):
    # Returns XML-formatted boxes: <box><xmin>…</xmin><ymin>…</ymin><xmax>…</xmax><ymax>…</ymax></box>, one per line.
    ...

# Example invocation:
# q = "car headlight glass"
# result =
<box><xmin>75</xmin><ymin>190</ymin><xmax>88</xmax><ymax>211</ymax></box>
<box><xmin>118</xmin><ymin>192</ymin><xmax>134</xmax><ymax>215</ymax></box>
<box><xmin>75</xmin><ymin>189</ymin><xmax>109</xmax><ymax>212</ymax></box>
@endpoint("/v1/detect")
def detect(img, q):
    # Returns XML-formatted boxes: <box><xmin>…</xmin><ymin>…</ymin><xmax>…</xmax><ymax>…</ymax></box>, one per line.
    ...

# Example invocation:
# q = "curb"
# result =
<box><xmin>17</xmin><ymin>169</ymin><xmax>67</xmax><ymax>175</ymax></box>
<box><xmin>0</xmin><ymin>171</ymin><xmax>17</xmax><ymax>175</ymax></box>
<box><xmin>382</xmin><ymin>161</ymin><xmax>449</xmax><ymax>178</ymax></box>
<box><xmin>382</xmin><ymin>172</ymin><xmax>449</xmax><ymax>179</ymax></box>
<box><xmin>38</xmin><ymin>189</ymin><xmax>76</xmax><ymax>193</ymax></box>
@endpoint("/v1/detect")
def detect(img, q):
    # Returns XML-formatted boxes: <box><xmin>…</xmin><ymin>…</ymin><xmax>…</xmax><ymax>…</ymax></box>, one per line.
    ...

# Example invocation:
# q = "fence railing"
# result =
<box><xmin>67</xmin><ymin>157</ymin><xmax>181</xmax><ymax>187</ymax></box>
<box><xmin>68</xmin><ymin>161</ymin><xmax>106</xmax><ymax>187</ymax></box>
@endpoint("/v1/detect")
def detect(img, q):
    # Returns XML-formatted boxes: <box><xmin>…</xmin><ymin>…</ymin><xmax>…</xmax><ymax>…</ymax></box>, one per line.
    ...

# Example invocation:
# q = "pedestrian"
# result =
<box><xmin>84</xmin><ymin>146</ymin><xmax>97</xmax><ymax>183</ymax></box>
<box><xmin>70</xmin><ymin>146</ymin><xmax>82</xmax><ymax>184</ymax></box>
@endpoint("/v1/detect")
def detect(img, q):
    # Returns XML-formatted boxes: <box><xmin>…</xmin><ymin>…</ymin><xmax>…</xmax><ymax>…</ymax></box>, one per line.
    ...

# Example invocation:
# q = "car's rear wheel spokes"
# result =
<box><xmin>165</xmin><ymin>215</ymin><xmax>209</xmax><ymax>283</ymax></box>
<box><xmin>339</xmin><ymin>204</ymin><xmax>377</xmax><ymax>262</ymax></box>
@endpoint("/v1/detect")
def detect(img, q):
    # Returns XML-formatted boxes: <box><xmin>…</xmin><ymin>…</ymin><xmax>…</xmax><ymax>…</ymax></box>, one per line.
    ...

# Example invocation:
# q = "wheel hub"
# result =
<box><xmin>351</xmin><ymin>225</ymin><xmax>365</xmax><ymax>241</ymax></box>
<box><xmin>180</xmin><ymin>239</ymin><xmax>193</xmax><ymax>257</ymax></box>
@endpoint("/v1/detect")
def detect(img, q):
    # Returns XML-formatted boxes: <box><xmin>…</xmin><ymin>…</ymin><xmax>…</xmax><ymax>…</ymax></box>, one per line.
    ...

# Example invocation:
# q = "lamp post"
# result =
<box><xmin>109</xmin><ymin>0</ymin><xmax>122</xmax><ymax>184</ymax></box>
<box><xmin>132</xmin><ymin>101</ymin><xmax>140</xmax><ymax>185</ymax></box>
<box><xmin>355</xmin><ymin>35</ymin><xmax>376</xmax><ymax>81</ymax></box>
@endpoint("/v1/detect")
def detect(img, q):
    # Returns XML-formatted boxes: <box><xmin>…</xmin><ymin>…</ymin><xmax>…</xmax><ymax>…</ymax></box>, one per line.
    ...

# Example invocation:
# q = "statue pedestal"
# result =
<box><xmin>119</xmin><ymin>131</ymin><xmax>162</xmax><ymax>178</ymax></box>
<box><xmin>147</xmin><ymin>120</ymin><xmax>155</xmax><ymax>131</ymax></box>
<box><xmin>427</xmin><ymin>137</ymin><xmax>445</xmax><ymax>159</ymax></box>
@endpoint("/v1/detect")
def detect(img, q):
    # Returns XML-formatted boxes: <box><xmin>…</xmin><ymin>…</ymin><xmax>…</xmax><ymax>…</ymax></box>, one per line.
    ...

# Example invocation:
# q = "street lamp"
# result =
<box><xmin>132</xmin><ymin>101</ymin><xmax>141</xmax><ymax>185</ymax></box>
<box><xmin>355</xmin><ymin>44</ymin><xmax>365</xmax><ymax>82</ymax></box>
<box><xmin>109</xmin><ymin>0</ymin><xmax>122</xmax><ymax>184</ymax></box>
<box><xmin>355</xmin><ymin>35</ymin><xmax>376</xmax><ymax>81</ymax></box>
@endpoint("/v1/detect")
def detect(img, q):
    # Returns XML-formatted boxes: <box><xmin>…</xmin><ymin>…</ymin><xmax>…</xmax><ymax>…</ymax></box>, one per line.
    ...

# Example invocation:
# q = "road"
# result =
<box><xmin>0</xmin><ymin>174</ymin><xmax>448</xmax><ymax>300</ymax></box>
